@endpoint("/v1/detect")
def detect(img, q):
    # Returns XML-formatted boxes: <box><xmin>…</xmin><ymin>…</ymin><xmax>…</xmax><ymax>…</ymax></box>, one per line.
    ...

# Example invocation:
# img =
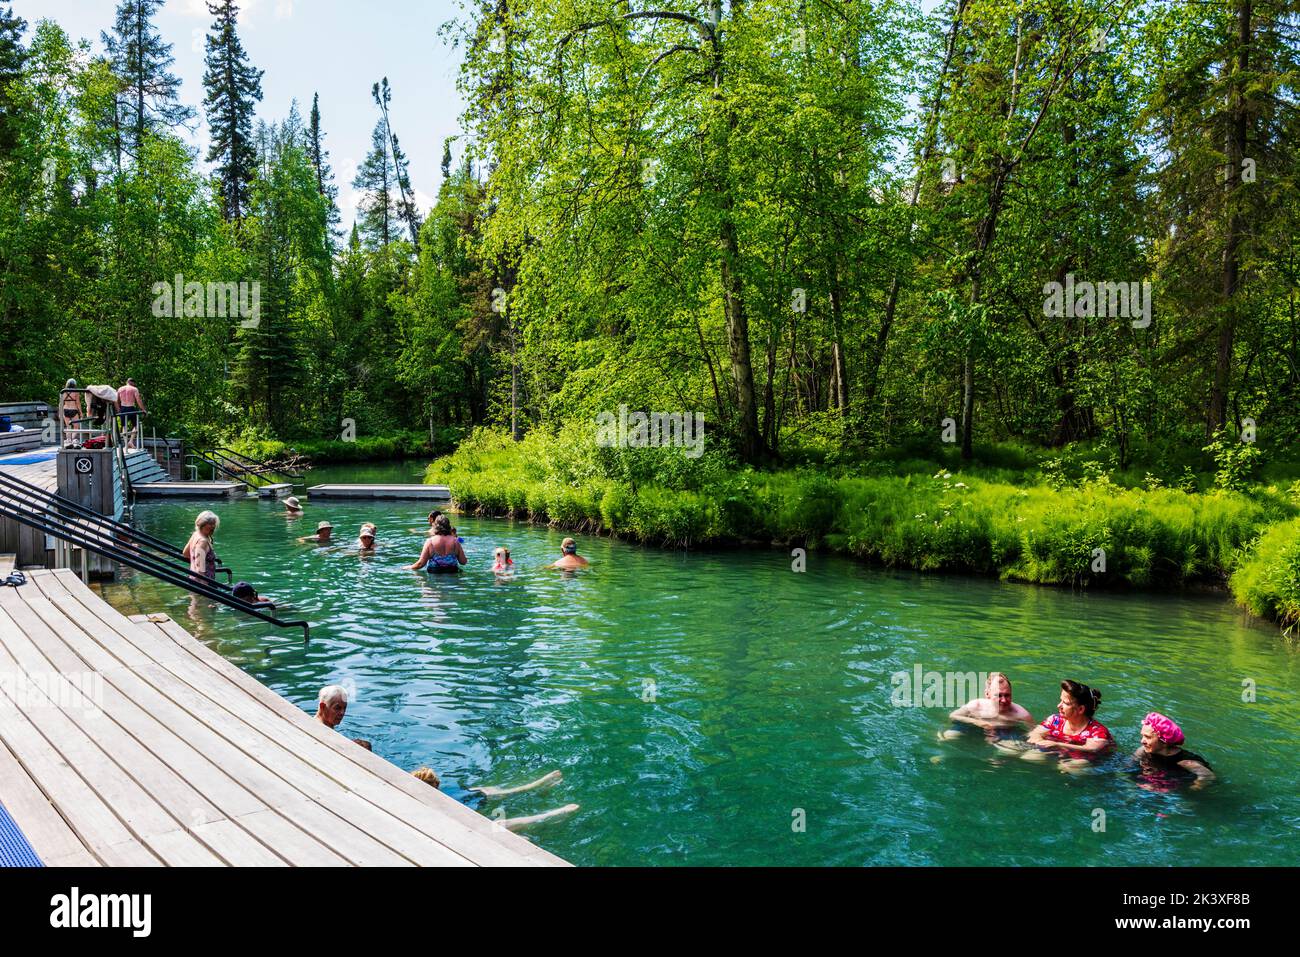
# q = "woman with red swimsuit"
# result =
<box><xmin>1024</xmin><ymin>679</ymin><xmax>1114</xmax><ymax>766</ymax></box>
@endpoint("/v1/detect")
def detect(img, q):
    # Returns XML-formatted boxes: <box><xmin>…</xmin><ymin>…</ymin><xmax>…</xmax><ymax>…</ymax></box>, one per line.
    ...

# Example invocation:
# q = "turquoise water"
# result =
<box><xmin>98</xmin><ymin>463</ymin><xmax>1300</xmax><ymax>866</ymax></box>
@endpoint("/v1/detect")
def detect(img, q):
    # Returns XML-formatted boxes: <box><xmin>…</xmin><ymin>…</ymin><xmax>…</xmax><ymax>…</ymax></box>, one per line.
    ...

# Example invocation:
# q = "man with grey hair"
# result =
<box><xmin>313</xmin><ymin>685</ymin><xmax>372</xmax><ymax>750</ymax></box>
<box><xmin>315</xmin><ymin>684</ymin><xmax>349</xmax><ymax>729</ymax></box>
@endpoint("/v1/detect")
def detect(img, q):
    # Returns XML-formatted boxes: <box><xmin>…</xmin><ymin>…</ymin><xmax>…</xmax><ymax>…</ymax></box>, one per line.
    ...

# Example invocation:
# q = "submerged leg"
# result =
<box><xmin>498</xmin><ymin>804</ymin><xmax>580</xmax><ymax>831</ymax></box>
<box><xmin>471</xmin><ymin>769</ymin><xmax>563</xmax><ymax>799</ymax></box>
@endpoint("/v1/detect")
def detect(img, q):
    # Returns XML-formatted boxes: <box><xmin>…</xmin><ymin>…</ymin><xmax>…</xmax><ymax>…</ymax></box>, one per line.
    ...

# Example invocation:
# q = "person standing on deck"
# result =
<box><xmin>115</xmin><ymin>378</ymin><xmax>145</xmax><ymax>450</ymax></box>
<box><xmin>182</xmin><ymin>511</ymin><xmax>220</xmax><ymax>582</ymax></box>
<box><xmin>60</xmin><ymin>379</ymin><xmax>86</xmax><ymax>447</ymax></box>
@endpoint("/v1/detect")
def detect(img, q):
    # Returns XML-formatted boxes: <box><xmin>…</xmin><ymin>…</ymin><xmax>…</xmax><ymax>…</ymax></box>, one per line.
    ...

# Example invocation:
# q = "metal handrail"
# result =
<box><xmin>187</xmin><ymin>449</ymin><xmax>255</xmax><ymax>490</ymax></box>
<box><xmin>0</xmin><ymin>470</ymin><xmax>235</xmax><ymax>584</ymax></box>
<box><xmin>0</xmin><ymin>495</ymin><xmax>309</xmax><ymax>641</ymax></box>
<box><xmin>209</xmin><ymin>447</ymin><xmax>305</xmax><ymax>484</ymax></box>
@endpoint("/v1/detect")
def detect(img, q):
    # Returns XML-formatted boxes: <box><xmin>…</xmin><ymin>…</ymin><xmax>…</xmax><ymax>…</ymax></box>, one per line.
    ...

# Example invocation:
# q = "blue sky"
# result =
<box><xmin>25</xmin><ymin>0</ymin><xmax>470</xmax><ymax>227</ymax></box>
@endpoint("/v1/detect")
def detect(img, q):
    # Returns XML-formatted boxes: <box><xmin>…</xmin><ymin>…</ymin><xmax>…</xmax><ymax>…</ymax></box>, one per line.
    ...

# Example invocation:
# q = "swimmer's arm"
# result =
<box><xmin>1180</xmin><ymin>761</ymin><xmax>1216</xmax><ymax>786</ymax></box>
<box><xmin>409</xmin><ymin>541</ymin><xmax>432</xmax><ymax>571</ymax></box>
<box><xmin>1047</xmin><ymin>737</ymin><xmax>1110</xmax><ymax>753</ymax></box>
<box><xmin>947</xmin><ymin>702</ymin><xmax>991</xmax><ymax>728</ymax></box>
<box><xmin>1025</xmin><ymin>725</ymin><xmax>1049</xmax><ymax>744</ymax></box>
<box><xmin>455</xmin><ymin>542</ymin><xmax>467</xmax><ymax>565</ymax></box>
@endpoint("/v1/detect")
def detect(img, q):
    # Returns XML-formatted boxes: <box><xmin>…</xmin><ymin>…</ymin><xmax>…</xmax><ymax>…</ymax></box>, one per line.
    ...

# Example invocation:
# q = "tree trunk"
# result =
<box><xmin>1212</xmin><ymin>0</ymin><xmax>1251</xmax><ymax>434</ymax></box>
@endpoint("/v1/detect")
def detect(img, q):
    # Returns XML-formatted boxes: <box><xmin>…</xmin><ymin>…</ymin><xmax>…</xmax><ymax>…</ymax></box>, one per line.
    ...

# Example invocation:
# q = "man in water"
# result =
<box><xmin>1133</xmin><ymin>712</ymin><xmax>1215</xmax><ymax>791</ymax></box>
<box><xmin>232</xmin><ymin>581</ymin><xmax>275</xmax><ymax>609</ymax></box>
<box><xmin>550</xmin><ymin>537</ymin><xmax>589</xmax><ymax>570</ymax></box>
<box><xmin>283</xmin><ymin>496</ymin><xmax>303</xmax><ymax>515</ymax></box>
<box><xmin>298</xmin><ymin>521</ymin><xmax>333</xmax><ymax>544</ymax></box>
<box><xmin>942</xmin><ymin>672</ymin><xmax>1033</xmax><ymax>740</ymax></box>
<box><xmin>313</xmin><ymin>685</ymin><xmax>370</xmax><ymax>750</ymax></box>
<box><xmin>315</xmin><ymin>685</ymin><xmax>348</xmax><ymax>729</ymax></box>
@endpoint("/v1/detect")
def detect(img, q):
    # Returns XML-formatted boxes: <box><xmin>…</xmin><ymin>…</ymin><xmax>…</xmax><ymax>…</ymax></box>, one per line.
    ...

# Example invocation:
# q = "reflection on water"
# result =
<box><xmin>97</xmin><ymin>463</ymin><xmax>1300</xmax><ymax>866</ymax></box>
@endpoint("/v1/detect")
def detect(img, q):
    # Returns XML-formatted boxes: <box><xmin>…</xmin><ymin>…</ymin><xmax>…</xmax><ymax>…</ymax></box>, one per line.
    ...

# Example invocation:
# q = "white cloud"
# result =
<box><xmin>275</xmin><ymin>0</ymin><xmax>294</xmax><ymax>20</ymax></box>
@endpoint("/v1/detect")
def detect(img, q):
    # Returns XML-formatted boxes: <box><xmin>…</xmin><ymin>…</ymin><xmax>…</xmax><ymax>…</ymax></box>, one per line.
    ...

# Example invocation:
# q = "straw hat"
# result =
<box><xmin>317</xmin><ymin>521</ymin><xmax>333</xmax><ymax>531</ymax></box>
<box><xmin>284</xmin><ymin>496</ymin><xmax>302</xmax><ymax>510</ymax></box>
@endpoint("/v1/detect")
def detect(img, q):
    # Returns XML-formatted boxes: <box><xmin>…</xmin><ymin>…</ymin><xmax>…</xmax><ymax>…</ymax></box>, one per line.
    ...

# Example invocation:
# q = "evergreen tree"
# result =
<box><xmin>0</xmin><ymin>5</ymin><xmax>25</xmax><ymax>156</ymax></box>
<box><xmin>202</xmin><ymin>0</ymin><xmax>263</xmax><ymax>223</ymax></box>
<box><xmin>307</xmin><ymin>92</ymin><xmax>341</xmax><ymax>239</ymax></box>
<box><xmin>102</xmin><ymin>0</ymin><xmax>194</xmax><ymax>162</ymax></box>
<box><xmin>353</xmin><ymin>113</ymin><xmax>395</xmax><ymax>248</ymax></box>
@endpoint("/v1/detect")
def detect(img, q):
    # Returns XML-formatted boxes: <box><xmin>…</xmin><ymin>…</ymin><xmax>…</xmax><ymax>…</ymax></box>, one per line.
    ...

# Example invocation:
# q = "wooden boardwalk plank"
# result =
<box><xmin>0</xmin><ymin>736</ymin><xmax>99</xmax><ymax>866</ymax></box>
<box><xmin>135</xmin><ymin>610</ymin><xmax>564</xmax><ymax>866</ymax></box>
<box><xmin>27</xmin><ymin>577</ymin><xmax>428</xmax><ymax>866</ymax></box>
<box><xmin>41</xmin><ymin>574</ymin><xmax>481</xmax><ymax>866</ymax></box>
<box><xmin>140</xmin><ymin>613</ymin><xmax>567</xmax><ymax>865</ymax></box>
<box><xmin>0</xmin><ymin>567</ymin><xmax>564</xmax><ymax>867</ymax></box>
<box><xmin>0</xmin><ymin>587</ymin><xmax>298</xmax><ymax>867</ymax></box>
<box><xmin>0</xmin><ymin>610</ymin><xmax>223</xmax><ymax>865</ymax></box>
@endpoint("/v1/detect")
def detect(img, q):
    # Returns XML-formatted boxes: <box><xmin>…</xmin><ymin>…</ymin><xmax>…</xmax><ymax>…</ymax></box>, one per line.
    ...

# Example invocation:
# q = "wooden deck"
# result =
<box><xmin>307</xmin><ymin>484</ymin><xmax>452</xmax><ymax>500</ymax></box>
<box><xmin>132</xmin><ymin>481</ymin><xmax>246</xmax><ymax>498</ymax></box>
<box><xmin>0</xmin><ymin>565</ymin><xmax>567</xmax><ymax>867</ymax></box>
<box><xmin>0</xmin><ymin>448</ymin><xmax>58</xmax><ymax>493</ymax></box>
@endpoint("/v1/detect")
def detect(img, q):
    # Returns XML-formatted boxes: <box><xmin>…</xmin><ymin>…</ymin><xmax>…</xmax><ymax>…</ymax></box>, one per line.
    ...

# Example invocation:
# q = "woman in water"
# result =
<box><xmin>1022</xmin><ymin>679</ymin><xmax>1113</xmax><ymax>768</ymax></box>
<box><xmin>493</xmin><ymin>547</ymin><xmax>513</xmax><ymax>573</ymax></box>
<box><xmin>358</xmin><ymin>524</ymin><xmax>378</xmax><ymax>552</ymax></box>
<box><xmin>182</xmin><ymin>510</ymin><xmax>220</xmax><ymax>582</ymax></box>
<box><xmin>1132</xmin><ymin>712</ymin><xmax>1215</xmax><ymax>791</ymax></box>
<box><xmin>410</xmin><ymin>514</ymin><xmax>466</xmax><ymax>573</ymax></box>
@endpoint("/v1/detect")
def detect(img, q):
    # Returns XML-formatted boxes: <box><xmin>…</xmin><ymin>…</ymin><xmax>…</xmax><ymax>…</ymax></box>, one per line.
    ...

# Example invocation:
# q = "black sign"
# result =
<box><xmin>74</xmin><ymin>455</ymin><xmax>93</xmax><ymax>474</ymax></box>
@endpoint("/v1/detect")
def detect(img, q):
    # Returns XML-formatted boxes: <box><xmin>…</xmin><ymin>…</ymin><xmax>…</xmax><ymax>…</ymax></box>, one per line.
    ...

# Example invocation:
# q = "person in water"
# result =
<box><xmin>182</xmin><ymin>511</ymin><xmax>220</xmax><ymax>582</ymax></box>
<box><xmin>298</xmin><ymin>520</ymin><xmax>334</xmax><ymax>544</ymax></box>
<box><xmin>1023</xmin><ymin>679</ymin><xmax>1113</xmax><ymax>767</ymax></box>
<box><xmin>943</xmin><ymin>672</ymin><xmax>1033</xmax><ymax>739</ymax></box>
<box><xmin>232</xmin><ymin>581</ymin><xmax>275</xmax><ymax>609</ymax></box>
<box><xmin>358</xmin><ymin>525</ymin><xmax>378</xmax><ymax>552</ymax></box>
<box><xmin>493</xmin><ymin>547</ymin><xmax>513</xmax><ymax>572</ymax></box>
<box><xmin>314</xmin><ymin>685</ymin><xmax>370</xmax><ymax>750</ymax></box>
<box><xmin>1133</xmin><ymin>712</ymin><xmax>1215</xmax><ymax>790</ymax></box>
<box><xmin>410</xmin><ymin>514</ymin><xmax>467</xmax><ymax>573</ymax></box>
<box><xmin>283</xmin><ymin>496</ymin><xmax>303</xmax><ymax>515</ymax></box>
<box><xmin>550</xmin><ymin>537</ymin><xmax>589</xmax><ymax>570</ymax></box>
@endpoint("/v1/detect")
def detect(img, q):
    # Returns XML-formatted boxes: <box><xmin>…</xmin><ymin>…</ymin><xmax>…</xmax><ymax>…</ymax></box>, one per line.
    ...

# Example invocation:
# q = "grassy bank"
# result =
<box><xmin>1230</xmin><ymin>517</ymin><xmax>1300</xmax><ymax>634</ymax></box>
<box><xmin>227</xmin><ymin>428</ymin><xmax>465</xmax><ymax>466</ymax></box>
<box><xmin>426</xmin><ymin>429</ymin><xmax>1300</xmax><ymax>622</ymax></box>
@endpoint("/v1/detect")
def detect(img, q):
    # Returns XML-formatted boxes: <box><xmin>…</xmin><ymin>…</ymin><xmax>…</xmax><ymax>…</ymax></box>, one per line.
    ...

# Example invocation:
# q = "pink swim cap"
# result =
<box><xmin>1144</xmin><ymin>712</ymin><xmax>1184</xmax><ymax>745</ymax></box>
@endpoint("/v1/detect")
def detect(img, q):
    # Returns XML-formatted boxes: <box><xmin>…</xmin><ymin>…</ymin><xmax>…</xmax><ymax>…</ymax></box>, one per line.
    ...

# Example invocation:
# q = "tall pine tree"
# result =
<box><xmin>102</xmin><ymin>0</ymin><xmax>193</xmax><ymax>163</ymax></box>
<box><xmin>0</xmin><ymin>5</ymin><xmax>25</xmax><ymax>156</ymax></box>
<box><xmin>202</xmin><ymin>0</ymin><xmax>263</xmax><ymax>223</ymax></box>
<box><xmin>307</xmin><ymin>92</ymin><xmax>340</xmax><ymax>240</ymax></box>
<box><xmin>353</xmin><ymin>111</ymin><xmax>395</xmax><ymax>248</ymax></box>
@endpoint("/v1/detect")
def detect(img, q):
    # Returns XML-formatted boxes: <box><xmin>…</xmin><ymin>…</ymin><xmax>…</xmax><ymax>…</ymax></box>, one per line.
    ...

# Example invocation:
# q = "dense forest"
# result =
<box><xmin>1</xmin><ymin>0</ymin><xmax>1297</xmax><ymax>465</ymax></box>
<box><xmin>2</xmin><ymin>1</ymin><xmax>1299</xmax><ymax>624</ymax></box>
